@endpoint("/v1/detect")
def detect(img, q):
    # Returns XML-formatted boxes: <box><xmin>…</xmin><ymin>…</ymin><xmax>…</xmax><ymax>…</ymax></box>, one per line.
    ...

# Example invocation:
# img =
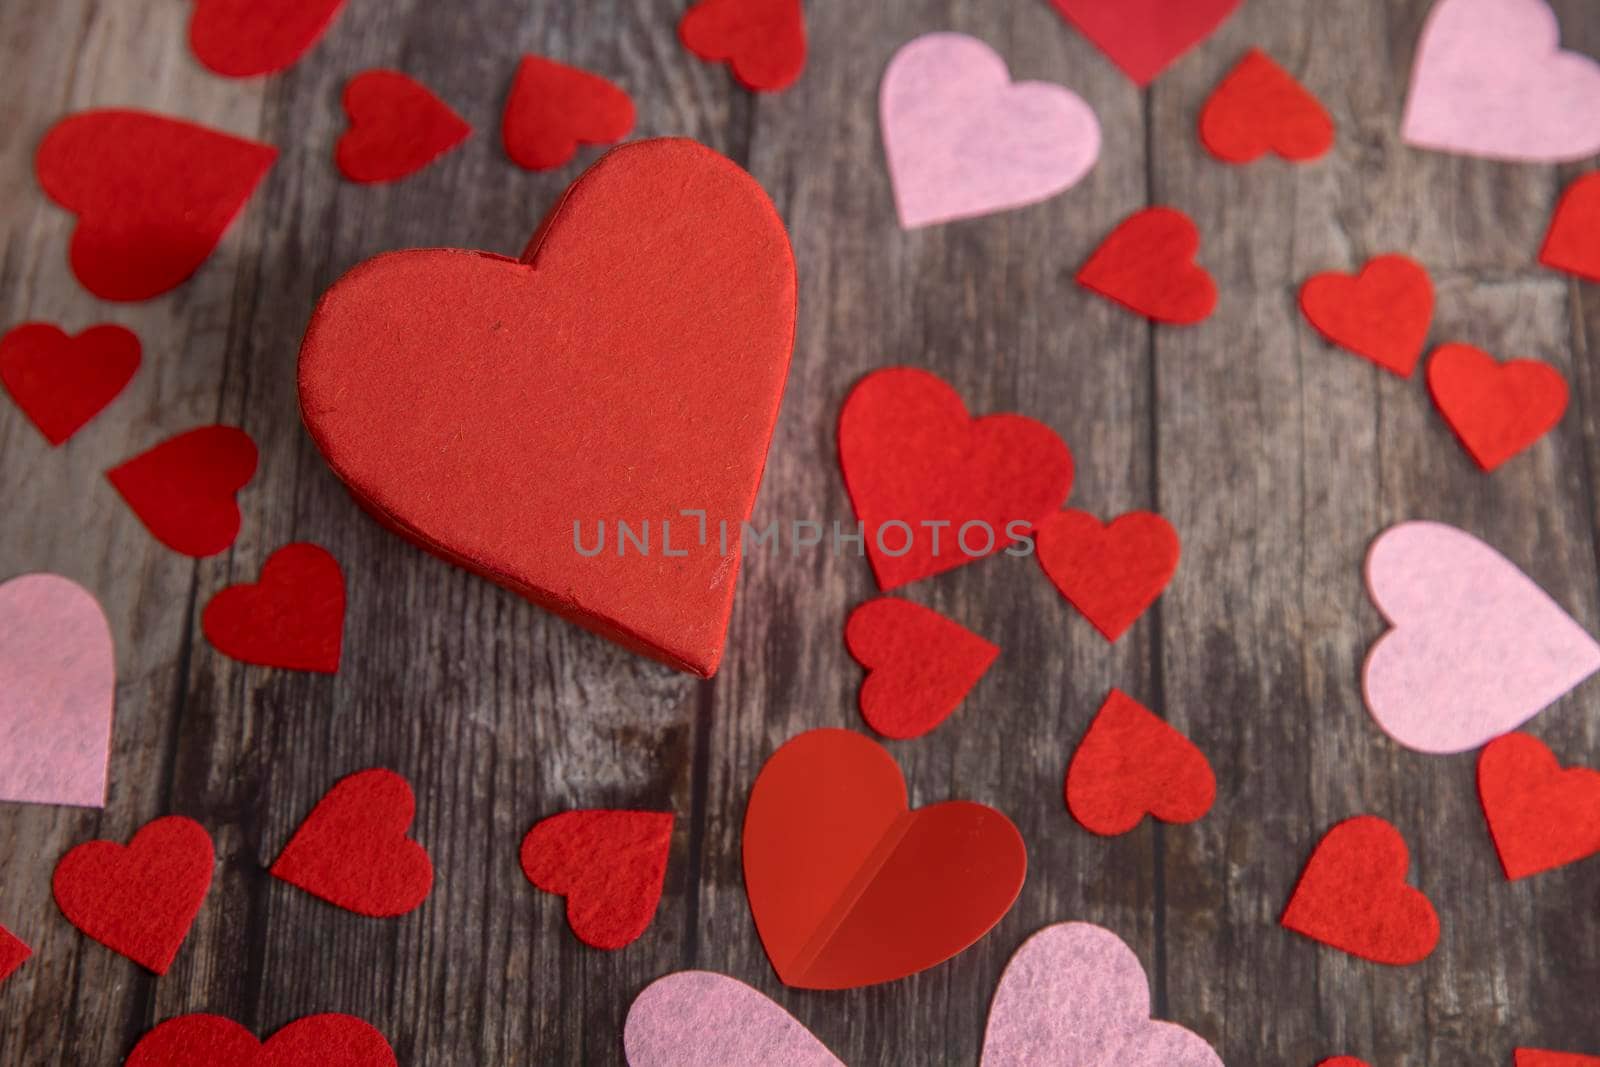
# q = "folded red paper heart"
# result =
<box><xmin>502</xmin><ymin>56</ymin><xmax>634</xmax><ymax>172</ymax></box>
<box><xmin>845</xmin><ymin>597</ymin><xmax>999</xmax><ymax>740</ymax></box>
<box><xmin>1199</xmin><ymin>49</ymin><xmax>1334</xmax><ymax>164</ymax></box>
<box><xmin>1426</xmin><ymin>343</ymin><xmax>1568</xmax><ymax>472</ymax></box>
<box><xmin>126</xmin><ymin>1012</ymin><xmax>397</xmax><ymax>1067</ymax></box>
<box><xmin>1047</xmin><ymin>0</ymin><xmax>1240</xmax><ymax>86</ymax></box>
<box><xmin>1299</xmin><ymin>255</ymin><xmax>1434</xmax><ymax>377</ymax></box>
<box><xmin>0</xmin><ymin>323</ymin><xmax>140</xmax><ymax>445</ymax></box>
<box><xmin>1077</xmin><ymin>208</ymin><xmax>1217</xmax><ymax>324</ymax></box>
<box><xmin>521</xmin><ymin>809</ymin><xmax>675</xmax><ymax>950</ymax></box>
<box><xmin>1035</xmin><ymin>509</ymin><xmax>1179</xmax><ymax>642</ymax></box>
<box><xmin>1478</xmin><ymin>732</ymin><xmax>1600</xmax><ymax>880</ymax></box>
<box><xmin>1065</xmin><ymin>689</ymin><xmax>1215</xmax><ymax>836</ymax></box>
<box><xmin>1541</xmin><ymin>171</ymin><xmax>1600</xmax><ymax>283</ymax></box>
<box><xmin>189</xmin><ymin>0</ymin><xmax>347</xmax><ymax>78</ymax></box>
<box><xmin>0</xmin><ymin>924</ymin><xmax>30</xmax><ymax>985</ymax></box>
<box><xmin>678</xmin><ymin>0</ymin><xmax>807</xmax><ymax>93</ymax></box>
<box><xmin>202</xmin><ymin>543</ymin><xmax>346</xmax><ymax>673</ymax></box>
<box><xmin>107</xmin><ymin>425</ymin><xmax>258</xmax><ymax>558</ymax></box>
<box><xmin>337</xmin><ymin>70</ymin><xmax>471</xmax><ymax>184</ymax></box>
<box><xmin>1517</xmin><ymin>1050</ymin><xmax>1600</xmax><ymax>1067</ymax></box>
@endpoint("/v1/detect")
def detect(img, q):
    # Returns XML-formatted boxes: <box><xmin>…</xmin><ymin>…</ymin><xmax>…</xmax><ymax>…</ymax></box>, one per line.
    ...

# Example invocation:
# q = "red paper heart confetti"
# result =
<box><xmin>844</xmin><ymin>597</ymin><xmax>999</xmax><ymax>740</ymax></box>
<box><xmin>52</xmin><ymin>815</ymin><xmax>214</xmax><ymax>974</ymax></box>
<box><xmin>1048</xmin><ymin>0</ymin><xmax>1241</xmax><ymax>86</ymax></box>
<box><xmin>0</xmin><ymin>924</ymin><xmax>30</xmax><ymax>984</ymax></box>
<box><xmin>1077</xmin><ymin>208</ymin><xmax>1217</xmax><ymax>324</ymax></box>
<box><xmin>201</xmin><ymin>543</ymin><xmax>345</xmax><ymax>673</ymax></box>
<box><xmin>743</xmin><ymin>728</ymin><xmax>1026</xmax><ymax>989</ymax></box>
<box><xmin>1317</xmin><ymin>1059</ymin><xmax>1371</xmax><ymax>1067</ymax></box>
<box><xmin>126</xmin><ymin>1012</ymin><xmax>396</xmax><ymax>1067</ymax></box>
<box><xmin>1299</xmin><ymin>255</ymin><xmax>1434</xmax><ymax>377</ymax></box>
<box><xmin>520</xmin><ymin>810</ymin><xmax>675</xmax><ymax>950</ymax></box>
<box><xmin>1478</xmin><ymin>732</ymin><xmax>1600</xmax><ymax>880</ymax></box>
<box><xmin>1517</xmin><ymin>1052</ymin><xmax>1600</xmax><ymax>1067</ymax></box>
<box><xmin>502</xmin><ymin>56</ymin><xmax>634</xmax><ymax>172</ymax></box>
<box><xmin>270</xmin><ymin>768</ymin><xmax>432</xmax><ymax>917</ymax></box>
<box><xmin>336</xmin><ymin>70</ymin><xmax>471</xmax><ymax>184</ymax></box>
<box><xmin>1281</xmin><ymin>815</ymin><xmax>1439</xmax><ymax>965</ymax></box>
<box><xmin>1035</xmin><ymin>509</ymin><xmax>1179</xmax><ymax>642</ymax></box>
<box><xmin>106</xmin><ymin>425</ymin><xmax>258</xmax><ymax>557</ymax></box>
<box><xmin>36</xmin><ymin>110</ymin><xmax>276</xmax><ymax>302</ymax></box>
<box><xmin>0</xmin><ymin>323</ymin><xmax>140</xmax><ymax>445</ymax></box>
<box><xmin>837</xmin><ymin>367</ymin><xmax>1074</xmax><ymax>591</ymax></box>
<box><xmin>1065</xmin><ymin>689</ymin><xmax>1215</xmax><ymax>836</ymax></box>
<box><xmin>1426</xmin><ymin>343</ymin><xmax>1568</xmax><ymax>471</ymax></box>
<box><xmin>678</xmin><ymin>0</ymin><xmax>807</xmax><ymax>93</ymax></box>
<box><xmin>1539</xmin><ymin>171</ymin><xmax>1600</xmax><ymax>283</ymax></box>
<box><xmin>188</xmin><ymin>0</ymin><xmax>348</xmax><ymax>78</ymax></box>
<box><xmin>1199</xmin><ymin>49</ymin><xmax>1333</xmax><ymax>163</ymax></box>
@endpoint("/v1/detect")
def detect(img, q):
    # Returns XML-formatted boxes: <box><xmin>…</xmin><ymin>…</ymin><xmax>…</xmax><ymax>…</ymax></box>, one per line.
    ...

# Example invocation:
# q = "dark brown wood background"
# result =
<box><xmin>4</xmin><ymin>0</ymin><xmax>1600</xmax><ymax>1063</ymax></box>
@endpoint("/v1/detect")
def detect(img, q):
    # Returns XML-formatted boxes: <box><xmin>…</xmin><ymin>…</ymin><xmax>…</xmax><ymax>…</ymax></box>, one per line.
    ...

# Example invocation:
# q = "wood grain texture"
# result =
<box><xmin>1</xmin><ymin>0</ymin><xmax>1598</xmax><ymax>1064</ymax></box>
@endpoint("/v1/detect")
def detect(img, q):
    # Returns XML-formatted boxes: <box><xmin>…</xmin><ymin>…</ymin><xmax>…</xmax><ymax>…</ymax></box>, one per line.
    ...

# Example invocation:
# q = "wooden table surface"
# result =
<box><xmin>4</xmin><ymin>0</ymin><xmax>1600</xmax><ymax>1063</ymax></box>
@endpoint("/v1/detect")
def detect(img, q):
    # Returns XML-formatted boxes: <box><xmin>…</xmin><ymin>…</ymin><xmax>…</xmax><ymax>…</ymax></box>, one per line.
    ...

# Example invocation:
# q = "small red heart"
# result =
<box><xmin>1048</xmin><ymin>0</ymin><xmax>1241</xmax><ymax>85</ymax></box>
<box><xmin>743</xmin><ymin>728</ymin><xmax>1025</xmax><ymax>989</ymax></box>
<box><xmin>1199</xmin><ymin>49</ymin><xmax>1333</xmax><ymax>163</ymax></box>
<box><xmin>1281</xmin><ymin>815</ymin><xmax>1439</xmax><ymax>965</ymax></box>
<box><xmin>1065</xmin><ymin>689</ymin><xmax>1214</xmax><ymax>836</ymax></box>
<box><xmin>837</xmin><ymin>367</ymin><xmax>1074</xmax><ymax>591</ymax></box>
<box><xmin>1517</xmin><ymin>1051</ymin><xmax>1600</xmax><ymax>1067</ymax></box>
<box><xmin>0</xmin><ymin>924</ymin><xmax>30</xmax><ymax>985</ymax></box>
<box><xmin>52</xmin><ymin>816</ymin><xmax>214</xmax><ymax>974</ymax></box>
<box><xmin>1035</xmin><ymin>509</ymin><xmax>1179</xmax><ymax>642</ymax></box>
<box><xmin>188</xmin><ymin>0</ymin><xmax>347</xmax><ymax>78</ymax></box>
<box><xmin>1478</xmin><ymin>732</ymin><xmax>1600</xmax><ymax>880</ymax></box>
<box><xmin>202</xmin><ymin>543</ymin><xmax>345</xmax><ymax>673</ymax></box>
<box><xmin>678</xmin><ymin>0</ymin><xmax>807</xmax><ymax>93</ymax></box>
<box><xmin>1540</xmin><ymin>171</ymin><xmax>1600</xmax><ymax>283</ymax></box>
<box><xmin>126</xmin><ymin>1012</ymin><xmax>396</xmax><ymax>1067</ymax></box>
<box><xmin>502</xmin><ymin>56</ymin><xmax>634</xmax><ymax>171</ymax></box>
<box><xmin>336</xmin><ymin>70</ymin><xmax>471</xmax><ymax>184</ymax></box>
<box><xmin>520</xmin><ymin>810</ymin><xmax>674</xmax><ymax>950</ymax></box>
<box><xmin>1299</xmin><ymin>255</ymin><xmax>1434</xmax><ymax>377</ymax></box>
<box><xmin>270</xmin><ymin>769</ymin><xmax>433</xmax><ymax>917</ymax></box>
<box><xmin>1077</xmin><ymin>207</ymin><xmax>1217</xmax><ymax>324</ymax></box>
<box><xmin>36</xmin><ymin>110</ymin><xmax>276</xmax><ymax>301</ymax></box>
<box><xmin>1316</xmin><ymin>1059</ymin><xmax>1371</xmax><ymax>1067</ymax></box>
<box><xmin>106</xmin><ymin>425</ymin><xmax>258</xmax><ymax>558</ymax></box>
<box><xmin>1426</xmin><ymin>343</ymin><xmax>1568</xmax><ymax>471</ymax></box>
<box><xmin>0</xmin><ymin>323</ymin><xmax>141</xmax><ymax>445</ymax></box>
<box><xmin>845</xmin><ymin>597</ymin><xmax>999</xmax><ymax>740</ymax></box>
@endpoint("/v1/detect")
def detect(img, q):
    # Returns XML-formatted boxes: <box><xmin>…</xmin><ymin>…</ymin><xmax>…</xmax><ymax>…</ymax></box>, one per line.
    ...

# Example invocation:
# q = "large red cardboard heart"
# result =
<box><xmin>1541</xmin><ymin>171</ymin><xmax>1600</xmax><ymax>283</ymax></box>
<box><xmin>36</xmin><ymin>110</ymin><xmax>276</xmax><ymax>302</ymax></box>
<box><xmin>107</xmin><ymin>425</ymin><xmax>258</xmax><ymax>558</ymax></box>
<box><xmin>678</xmin><ymin>0</ymin><xmax>807</xmax><ymax>93</ymax></box>
<box><xmin>126</xmin><ymin>1012</ymin><xmax>396</xmax><ymax>1067</ymax></box>
<box><xmin>336</xmin><ymin>70</ymin><xmax>471</xmax><ymax>184</ymax></box>
<box><xmin>0</xmin><ymin>323</ymin><xmax>140</xmax><ymax>445</ymax></box>
<box><xmin>520</xmin><ymin>809</ymin><xmax>675</xmax><ymax>950</ymax></box>
<box><xmin>1426</xmin><ymin>343</ymin><xmax>1568</xmax><ymax>471</ymax></box>
<box><xmin>270</xmin><ymin>768</ymin><xmax>432</xmax><ymax>917</ymax></box>
<box><xmin>1299</xmin><ymin>255</ymin><xmax>1434</xmax><ymax>377</ymax></box>
<box><xmin>1199</xmin><ymin>48</ymin><xmax>1333</xmax><ymax>163</ymax></box>
<box><xmin>189</xmin><ymin>0</ymin><xmax>348</xmax><ymax>78</ymax></box>
<box><xmin>1035</xmin><ymin>509</ymin><xmax>1179</xmax><ymax>642</ymax></box>
<box><xmin>1048</xmin><ymin>0</ymin><xmax>1241</xmax><ymax>86</ymax></box>
<box><xmin>1065</xmin><ymin>689</ymin><xmax>1214</xmax><ymax>836</ymax></box>
<box><xmin>1077</xmin><ymin>208</ymin><xmax>1217</xmax><ymax>324</ymax></box>
<box><xmin>1478</xmin><ymin>732</ymin><xmax>1600</xmax><ymax>880</ymax></box>
<box><xmin>298</xmin><ymin>139</ymin><xmax>796</xmax><ymax>678</ymax></box>
<box><xmin>502</xmin><ymin>56</ymin><xmax>634</xmax><ymax>172</ymax></box>
<box><xmin>202</xmin><ymin>543</ymin><xmax>345</xmax><ymax>673</ymax></box>
<box><xmin>1280</xmin><ymin>815</ymin><xmax>1439</xmax><ymax>965</ymax></box>
<box><xmin>742</xmin><ymin>728</ymin><xmax>1026</xmax><ymax>989</ymax></box>
<box><xmin>52</xmin><ymin>815</ymin><xmax>214</xmax><ymax>974</ymax></box>
<box><xmin>844</xmin><ymin>597</ymin><xmax>999</xmax><ymax>740</ymax></box>
<box><xmin>837</xmin><ymin>367</ymin><xmax>1074</xmax><ymax>591</ymax></box>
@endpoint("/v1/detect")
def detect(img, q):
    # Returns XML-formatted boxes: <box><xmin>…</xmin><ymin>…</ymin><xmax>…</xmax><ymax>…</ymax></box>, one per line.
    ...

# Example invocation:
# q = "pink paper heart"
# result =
<box><xmin>0</xmin><ymin>574</ymin><xmax>115</xmax><ymax>807</ymax></box>
<box><xmin>624</xmin><ymin>971</ymin><xmax>842</xmax><ymax>1067</ymax></box>
<box><xmin>982</xmin><ymin>922</ymin><xmax>1221</xmax><ymax>1066</ymax></box>
<box><xmin>1402</xmin><ymin>0</ymin><xmax>1600</xmax><ymax>162</ymax></box>
<box><xmin>1364</xmin><ymin>521</ymin><xmax>1600</xmax><ymax>754</ymax></box>
<box><xmin>880</xmin><ymin>33</ymin><xmax>1101</xmax><ymax>229</ymax></box>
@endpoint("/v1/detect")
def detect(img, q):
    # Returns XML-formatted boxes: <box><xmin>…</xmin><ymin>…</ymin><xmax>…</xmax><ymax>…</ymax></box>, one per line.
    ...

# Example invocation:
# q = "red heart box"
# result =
<box><xmin>298</xmin><ymin>139</ymin><xmax>796</xmax><ymax>677</ymax></box>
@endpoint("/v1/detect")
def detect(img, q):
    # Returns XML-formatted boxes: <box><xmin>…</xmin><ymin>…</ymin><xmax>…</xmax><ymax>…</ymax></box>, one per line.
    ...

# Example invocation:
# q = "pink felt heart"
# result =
<box><xmin>0</xmin><ymin>574</ymin><xmax>114</xmax><ymax>808</ymax></box>
<box><xmin>624</xmin><ymin>971</ymin><xmax>842</xmax><ymax>1066</ymax></box>
<box><xmin>880</xmin><ymin>33</ymin><xmax>1100</xmax><ymax>229</ymax></box>
<box><xmin>1402</xmin><ymin>0</ymin><xmax>1600</xmax><ymax>162</ymax></box>
<box><xmin>1364</xmin><ymin>521</ymin><xmax>1600</xmax><ymax>754</ymax></box>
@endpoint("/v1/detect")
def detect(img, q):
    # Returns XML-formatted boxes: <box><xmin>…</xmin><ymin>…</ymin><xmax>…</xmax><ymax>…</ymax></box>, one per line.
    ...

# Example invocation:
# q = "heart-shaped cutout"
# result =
<box><xmin>1426</xmin><ymin>343</ymin><xmax>1568</xmax><ymax>471</ymax></box>
<box><xmin>1299</xmin><ymin>255</ymin><xmax>1434</xmax><ymax>377</ymax></box>
<box><xmin>1541</xmin><ymin>172</ymin><xmax>1600</xmax><ymax>283</ymax></box>
<box><xmin>678</xmin><ymin>0</ymin><xmax>807</xmax><ymax>93</ymax></box>
<box><xmin>1036</xmin><ymin>509</ymin><xmax>1179</xmax><ymax>642</ymax></box>
<box><xmin>189</xmin><ymin>0</ymin><xmax>348</xmax><ymax>78</ymax></box>
<box><xmin>625</xmin><ymin>971</ymin><xmax>842</xmax><ymax>1066</ymax></box>
<box><xmin>845</xmin><ymin>597</ymin><xmax>999</xmax><ymax>740</ymax></box>
<box><xmin>1199</xmin><ymin>49</ymin><xmax>1334</xmax><ymax>163</ymax></box>
<box><xmin>743</xmin><ymin>728</ymin><xmax>1025</xmax><ymax>989</ymax></box>
<box><xmin>521</xmin><ymin>809</ymin><xmax>674</xmax><ymax>950</ymax></box>
<box><xmin>0</xmin><ymin>323</ymin><xmax>141</xmax><ymax>445</ymax></box>
<box><xmin>1078</xmin><ymin>208</ymin><xmax>1217</xmax><ymax>324</ymax></box>
<box><xmin>107</xmin><ymin>425</ymin><xmax>258</xmax><ymax>558</ymax></box>
<box><xmin>127</xmin><ymin>1012</ymin><xmax>396</xmax><ymax>1066</ymax></box>
<box><xmin>1478</xmin><ymin>732</ymin><xmax>1600</xmax><ymax>880</ymax></box>
<box><xmin>1065</xmin><ymin>689</ymin><xmax>1215</xmax><ymax>836</ymax></box>
<box><xmin>1516</xmin><ymin>1051</ymin><xmax>1600</xmax><ymax>1067</ymax></box>
<box><xmin>0</xmin><ymin>925</ymin><xmax>31</xmax><ymax>985</ymax></box>
<box><xmin>1048</xmin><ymin>0</ymin><xmax>1240</xmax><ymax>85</ymax></box>
<box><xmin>336</xmin><ymin>70</ymin><xmax>471</xmax><ymax>184</ymax></box>
<box><xmin>202</xmin><ymin>543</ymin><xmax>345</xmax><ymax>673</ymax></box>
<box><xmin>502</xmin><ymin>56</ymin><xmax>635</xmax><ymax>172</ymax></box>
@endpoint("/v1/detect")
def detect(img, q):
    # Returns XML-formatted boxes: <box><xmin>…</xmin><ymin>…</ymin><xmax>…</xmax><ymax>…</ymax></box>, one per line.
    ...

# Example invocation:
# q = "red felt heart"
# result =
<box><xmin>837</xmin><ymin>367</ymin><xmax>1074</xmax><ymax>591</ymax></box>
<box><xmin>1539</xmin><ymin>171</ymin><xmax>1600</xmax><ymax>283</ymax></box>
<box><xmin>0</xmin><ymin>323</ymin><xmax>140</xmax><ymax>445</ymax></box>
<box><xmin>270</xmin><ymin>768</ymin><xmax>432</xmax><ymax>917</ymax></box>
<box><xmin>188</xmin><ymin>0</ymin><xmax>347</xmax><ymax>78</ymax></box>
<box><xmin>678</xmin><ymin>0</ymin><xmax>807</xmax><ymax>93</ymax></box>
<box><xmin>1048</xmin><ymin>0</ymin><xmax>1241</xmax><ymax>85</ymax></box>
<box><xmin>298</xmin><ymin>139</ymin><xmax>795</xmax><ymax>678</ymax></box>
<box><xmin>743</xmin><ymin>728</ymin><xmax>1026</xmax><ymax>989</ymax></box>
<box><xmin>845</xmin><ymin>597</ymin><xmax>999</xmax><ymax>740</ymax></box>
<box><xmin>1035</xmin><ymin>509</ymin><xmax>1179</xmax><ymax>642</ymax></box>
<box><xmin>336</xmin><ymin>70</ymin><xmax>471</xmax><ymax>184</ymax></box>
<box><xmin>520</xmin><ymin>810</ymin><xmax>674</xmax><ymax>950</ymax></box>
<box><xmin>0</xmin><ymin>924</ymin><xmax>30</xmax><ymax>985</ymax></box>
<box><xmin>502</xmin><ymin>56</ymin><xmax>634</xmax><ymax>172</ymax></box>
<box><xmin>1065</xmin><ymin>689</ymin><xmax>1214</xmax><ymax>836</ymax></box>
<box><xmin>1517</xmin><ymin>1051</ymin><xmax>1600</xmax><ymax>1067</ymax></box>
<box><xmin>1199</xmin><ymin>48</ymin><xmax>1333</xmax><ymax>163</ymax></box>
<box><xmin>126</xmin><ymin>1012</ymin><xmax>396</xmax><ymax>1067</ymax></box>
<box><xmin>1478</xmin><ymin>732</ymin><xmax>1600</xmax><ymax>880</ymax></box>
<box><xmin>1316</xmin><ymin>1059</ymin><xmax>1371</xmax><ymax>1067</ymax></box>
<box><xmin>106</xmin><ymin>425</ymin><xmax>258</xmax><ymax>558</ymax></box>
<box><xmin>52</xmin><ymin>815</ymin><xmax>214</xmax><ymax>974</ymax></box>
<box><xmin>35</xmin><ymin>110</ymin><xmax>276</xmax><ymax>301</ymax></box>
<box><xmin>1077</xmin><ymin>207</ymin><xmax>1217</xmax><ymax>324</ymax></box>
<box><xmin>1299</xmin><ymin>255</ymin><xmax>1434</xmax><ymax>377</ymax></box>
<box><xmin>1426</xmin><ymin>343</ymin><xmax>1568</xmax><ymax>471</ymax></box>
<box><xmin>202</xmin><ymin>543</ymin><xmax>345</xmax><ymax>673</ymax></box>
<box><xmin>1281</xmin><ymin>815</ymin><xmax>1439</xmax><ymax>965</ymax></box>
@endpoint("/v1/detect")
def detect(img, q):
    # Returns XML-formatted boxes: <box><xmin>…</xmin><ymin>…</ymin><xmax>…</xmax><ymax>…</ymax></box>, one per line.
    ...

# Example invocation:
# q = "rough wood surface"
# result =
<box><xmin>3</xmin><ymin>0</ymin><xmax>1599</xmax><ymax>1063</ymax></box>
